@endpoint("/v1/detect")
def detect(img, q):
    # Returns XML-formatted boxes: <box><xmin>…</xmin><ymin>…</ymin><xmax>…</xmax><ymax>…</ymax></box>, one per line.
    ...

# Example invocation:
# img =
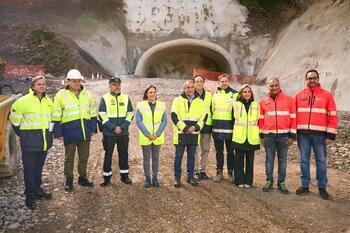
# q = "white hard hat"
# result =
<box><xmin>67</xmin><ymin>69</ymin><xmax>84</xmax><ymax>80</ymax></box>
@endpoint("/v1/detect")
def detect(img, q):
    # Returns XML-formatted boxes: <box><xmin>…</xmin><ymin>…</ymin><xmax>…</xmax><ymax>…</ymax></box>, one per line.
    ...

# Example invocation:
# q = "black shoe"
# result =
<box><xmin>100</xmin><ymin>176</ymin><xmax>111</xmax><ymax>187</ymax></box>
<box><xmin>25</xmin><ymin>197</ymin><xmax>37</xmax><ymax>210</ymax></box>
<box><xmin>152</xmin><ymin>177</ymin><xmax>159</xmax><ymax>188</ymax></box>
<box><xmin>200</xmin><ymin>172</ymin><xmax>209</xmax><ymax>180</ymax></box>
<box><xmin>78</xmin><ymin>176</ymin><xmax>94</xmax><ymax>187</ymax></box>
<box><xmin>187</xmin><ymin>178</ymin><xmax>199</xmax><ymax>186</ymax></box>
<box><xmin>144</xmin><ymin>177</ymin><xmax>151</xmax><ymax>188</ymax></box>
<box><xmin>36</xmin><ymin>188</ymin><xmax>52</xmax><ymax>200</ymax></box>
<box><xmin>319</xmin><ymin>188</ymin><xmax>330</xmax><ymax>200</ymax></box>
<box><xmin>174</xmin><ymin>179</ymin><xmax>181</xmax><ymax>188</ymax></box>
<box><xmin>65</xmin><ymin>177</ymin><xmax>73</xmax><ymax>192</ymax></box>
<box><xmin>121</xmin><ymin>175</ymin><xmax>132</xmax><ymax>185</ymax></box>
<box><xmin>296</xmin><ymin>186</ymin><xmax>310</xmax><ymax>196</ymax></box>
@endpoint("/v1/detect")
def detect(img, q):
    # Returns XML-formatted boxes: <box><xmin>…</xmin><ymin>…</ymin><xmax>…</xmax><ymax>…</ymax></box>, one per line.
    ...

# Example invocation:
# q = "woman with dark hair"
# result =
<box><xmin>232</xmin><ymin>84</ymin><xmax>260</xmax><ymax>188</ymax></box>
<box><xmin>136</xmin><ymin>85</ymin><xmax>167</xmax><ymax>188</ymax></box>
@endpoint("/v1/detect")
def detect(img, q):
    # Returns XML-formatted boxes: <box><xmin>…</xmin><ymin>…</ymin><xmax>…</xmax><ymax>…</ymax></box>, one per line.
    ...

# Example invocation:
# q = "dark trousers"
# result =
<box><xmin>214</xmin><ymin>139</ymin><xmax>234</xmax><ymax>173</ymax></box>
<box><xmin>103</xmin><ymin>135</ymin><xmax>129</xmax><ymax>177</ymax></box>
<box><xmin>22</xmin><ymin>151</ymin><xmax>47</xmax><ymax>198</ymax></box>
<box><xmin>234</xmin><ymin>149</ymin><xmax>255</xmax><ymax>186</ymax></box>
<box><xmin>174</xmin><ymin>144</ymin><xmax>196</xmax><ymax>180</ymax></box>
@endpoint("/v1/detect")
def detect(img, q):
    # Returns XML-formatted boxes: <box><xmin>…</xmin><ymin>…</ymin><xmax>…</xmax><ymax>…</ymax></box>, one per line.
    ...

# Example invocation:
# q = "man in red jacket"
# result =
<box><xmin>295</xmin><ymin>69</ymin><xmax>338</xmax><ymax>200</ymax></box>
<box><xmin>259</xmin><ymin>78</ymin><xmax>296</xmax><ymax>194</ymax></box>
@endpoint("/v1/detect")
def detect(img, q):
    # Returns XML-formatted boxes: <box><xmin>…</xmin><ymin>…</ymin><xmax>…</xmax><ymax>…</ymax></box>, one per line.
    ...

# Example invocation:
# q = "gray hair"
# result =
<box><xmin>183</xmin><ymin>80</ymin><xmax>194</xmax><ymax>89</ymax></box>
<box><xmin>266</xmin><ymin>77</ymin><xmax>280</xmax><ymax>85</ymax></box>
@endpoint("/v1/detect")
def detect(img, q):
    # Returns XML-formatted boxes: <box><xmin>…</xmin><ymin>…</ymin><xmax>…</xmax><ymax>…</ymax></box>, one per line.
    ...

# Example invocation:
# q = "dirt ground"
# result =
<box><xmin>6</xmin><ymin>79</ymin><xmax>350</xmax><ymax>233</ymax></box>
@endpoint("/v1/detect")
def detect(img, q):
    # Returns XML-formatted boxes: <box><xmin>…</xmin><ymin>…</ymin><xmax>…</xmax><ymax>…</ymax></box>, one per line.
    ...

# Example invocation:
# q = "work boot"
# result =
<box><xmin>65</xmin><ymin>177</ymin><xmax>73</xmax><ymax>192</ymax></box>
<box><xmin>100</xmin><ymin>176</ymin><xmax>111</xmax><ymax>187</ymax></box>
<box><xmin>120</xmin><ymin>174</ymin><xmax>132</xmax><ymax>185</ymax></box>
<box><xmin>228</xmin><ymin>171</ymin><xmax>234</xmax><ymax>183</ymax></box>
<box><xmin>174</xmin><ymin>178</ymin><xmax>181</xmax><ymax>188</ymax></box>
<box><xmin>296</xmin><ymin>186</ymin><xmax>310</xmax><ymax>196</ymax></box>
<box><xmin>78</xmin><ymin>176</ymin><xmax>94</xmax><ymax>187</ymax></box>
<box><xmin>277</xmin><ymin>181</ymin><xmax>289</xmax><ymax>194</ymax></box>
<box><xmin>152</xmin><ymin>176</ymin><xmax>159</xmax><ymax>188</ymax></box>
<box><xmin>263</xmin><ymin>180</ymin><xmax>273</xmax><ymax>192</ymax></box>
<box><xmin>187</xmin><ymin>178</ymin><xmax>199</xmax><ymax>186</ymax></box>
<box><xmin>25</xmin><ymin>197</ymin><xmax>37</xmax><ymax>210</ymax></box>
<box><xmin>35</xmin><ymin>187</ymin><xmax>52</xmax><ymax>200</ymax></box>
<box><xmin>144</xmin><ymin>177</ymin><xmax>151</xmax><ymax>188</ymax></box>
<box><xmin>213</xmin><ymin>171</ymin><xmax>224</xmax><ymax>182</ymax></box>
<box><xmin>200</xmin><ymin>172</ymin><xmax>209</xmax><ymax>180</ymax></box>
<box><xmin>319</xmin><ymin>188</ymin><xmax>330</xmax><ymax>200</ymax></box>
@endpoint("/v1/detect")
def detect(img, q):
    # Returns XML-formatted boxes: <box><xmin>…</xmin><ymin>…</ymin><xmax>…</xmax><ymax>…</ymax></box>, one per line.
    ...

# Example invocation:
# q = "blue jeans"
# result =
<box><xmin>264</xmin><ymin>135</ymin><xmax>288</xmax><ymax>183</ymax></box>
<box><xmin>297</xmin><ymin>133</ymin><xmax>328</xmax><ymax>188</ymax></box>
<box><xmin>174</xmin><ymin>144</ymin><xmax>196</xmax><ymax>180</ymax></box>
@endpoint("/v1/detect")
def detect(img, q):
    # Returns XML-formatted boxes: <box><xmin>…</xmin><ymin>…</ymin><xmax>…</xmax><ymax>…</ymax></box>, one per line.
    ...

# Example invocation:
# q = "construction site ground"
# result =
<box><xmin>2</xmin><ymin>78</ymin><xmax>350</xmax><ymax>233</ymax></box>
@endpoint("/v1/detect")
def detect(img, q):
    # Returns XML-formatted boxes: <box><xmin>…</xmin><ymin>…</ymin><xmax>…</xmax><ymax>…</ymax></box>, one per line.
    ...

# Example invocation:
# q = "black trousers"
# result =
<box><xmin>102</xmin><ymin>135</ymin><xmax>129</xmax><ymax>177</ymax></box>
<box><xmin>22</xmin><ymin>151</ymin><xmax>47</xmax><ymax>198</ymax></box>
<box><xmin>234</xmin><ymin>149</ymin><xmax>255</xmax><ymax>186</ymax></box>
<box><xmin>214</xmin><ymin>139</ymin><xmax>234</xmax><ymax>173</ymax></box>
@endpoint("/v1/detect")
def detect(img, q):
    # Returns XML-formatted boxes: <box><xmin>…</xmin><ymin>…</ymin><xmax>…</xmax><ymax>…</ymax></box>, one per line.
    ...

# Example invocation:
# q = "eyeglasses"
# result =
<box><xmin>306</xmin><ymin>76</ymin><xmax>319</xmax><ymax>80</ymax></box>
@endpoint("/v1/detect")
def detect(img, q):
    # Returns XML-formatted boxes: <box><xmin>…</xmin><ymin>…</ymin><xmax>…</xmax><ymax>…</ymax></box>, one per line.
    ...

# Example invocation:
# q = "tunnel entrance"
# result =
<box><xmin>134</xmin><ymin>39</ymin><xmax>236</xmax><ymax>79</ymax></box>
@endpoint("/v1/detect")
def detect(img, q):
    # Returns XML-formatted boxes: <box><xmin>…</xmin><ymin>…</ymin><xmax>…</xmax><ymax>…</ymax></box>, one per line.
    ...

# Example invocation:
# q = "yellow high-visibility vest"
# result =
<box><xmin>232</xmin><ymin>100</ymin><xmax>260</xmax><ymax>145</ymax></box>
<box><xmin>171</xmin><ymin>95</ymin><xmax>206</xmax><ymax>145</ymax></box>
<box><xmin>99</xmin><ymin>93</ymin><xmax>134</xmax><ymax>124</ymax></box>
<box><xmin>136</xmin><ymin>100</ymin><xmax>165</xmax><ymax>145</ymax></box>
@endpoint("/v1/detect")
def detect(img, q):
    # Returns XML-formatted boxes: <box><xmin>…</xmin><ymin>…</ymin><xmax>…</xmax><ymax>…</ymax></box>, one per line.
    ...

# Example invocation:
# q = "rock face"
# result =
<box><xmin>257</xmin><ymin>0</ymin><xmax>350</xmax><ymax>110</ymax></box>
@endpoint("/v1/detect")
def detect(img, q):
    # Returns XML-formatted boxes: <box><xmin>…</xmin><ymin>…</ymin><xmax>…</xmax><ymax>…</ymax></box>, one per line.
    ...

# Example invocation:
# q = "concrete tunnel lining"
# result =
<box><xmin>134</xmin><ymin>39</ymin><xmax>236</xmax><ymax>78</ymax></box>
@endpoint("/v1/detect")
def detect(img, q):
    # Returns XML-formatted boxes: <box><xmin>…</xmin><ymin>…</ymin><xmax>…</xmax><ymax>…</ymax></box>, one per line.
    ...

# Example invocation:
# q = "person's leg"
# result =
<box><xmin>276</xmin><ymin>136</ymin><xmax>288</xmax><ymax>183</ymax></box>
<box><xmin>77</xmin><ymin>140</ymin><xmax>90</xmax><ymax>177</ymax></box>
<box><xmin>311</xmin><ymin>135</ymin><xmax>328</xmax><ymax>189</ymax></box>
<box><xmin>116</xmin><ymin>135</ymin><xmax>131</xmax><ymax>183</ymax></box>
<box><xmin>225</xmin><ymin>139</ymin><xmax>234</xmax><ymax>177</ymax></box>
<box><xmin>141</xmin><ymin>145</ymin><xmax>152</xmax><ymax>187</ymax></box>
<box><xmin>174</xmin><ymin>145</ymin><xmax>185</xmax><ymax>180</ymax></box>
<box><xmin>77</xmin><ymin>140</ymin><xmax>93</xmax><ymax>186</ymax></box>
<box><xmin>101</xmin><ymin>136</ymin><xmax>116</xmax><ymax>185</ymax></box>
<box><xmin>200</xmin><ymin>133</ymin><xmax>211</xmax><ymax>173</ymax></box>
<box><xmin>151</xmin><ymin>144</ymin><xmax>161</xmax><ymax>181</ymax></box>
<box><xmin>22</xmin><ymin>151</ymin><xmax>37</xmax><ymax>199</ymax></box>
<box><xmin>234</xmin><ymin>149</ymin><xmax>244</xmax><ymax>186</ymax></box>
<box><xmin>64</xmin><ymin>143</ymin><xmax>76</xmax><ymax>179</ymax></box>
<box><xmin>34</xmin><ymin>151</ymin><xmax>47</xmax><ymax>190</ymax></box>
<box><xmin>186</xmin><ymin>144</ymin><xmax>196</xmax><ymax>180</ymax></box>
<box><xmin>264</xmin><ymin>136</ymin><xmax>276</xmax><ymax>182</ymax></box>
<box><xmin>214</xmin><ymin>139</ymin><xmax>224</xmax><ymax>173</ymax></box>
<box><xmin>297</xmin><ymin>133</ymin><xmax>312</xmax><ymax>188</ymax></box>
<box><xmin>245</xmin><ymin>150</ymin><xmax>255</xmax><ymax>186</ymax></box>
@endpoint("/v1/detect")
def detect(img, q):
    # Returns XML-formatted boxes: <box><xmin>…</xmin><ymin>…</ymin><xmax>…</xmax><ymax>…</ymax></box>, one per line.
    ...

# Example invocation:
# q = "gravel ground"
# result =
<box><xmin>1</xmin><ymin>78</ymin><xmax>349</xmax><ymax>233</ymax></box>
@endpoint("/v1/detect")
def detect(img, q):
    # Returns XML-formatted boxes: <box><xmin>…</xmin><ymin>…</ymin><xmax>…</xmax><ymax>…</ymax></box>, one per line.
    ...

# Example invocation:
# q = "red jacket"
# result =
<box><xmin>259</xmin><ymin>91</ymin><xmax>296</xmax><ymax>138</ymax></box>
<box><xmin>295</xmin><ymin>84</ymin><xmax>337</xmax><ymax>140</ymax></box>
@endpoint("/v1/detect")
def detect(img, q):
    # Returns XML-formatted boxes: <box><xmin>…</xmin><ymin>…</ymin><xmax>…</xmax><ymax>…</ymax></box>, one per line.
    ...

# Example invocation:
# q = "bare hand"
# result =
<box><xmin>287</xmin><ymin>138</ymin><xmax>294</xmax><ymax>147</ymax></box>
<box><xmin>187</xmin><ymin>126</ymin><xmax>195</xmax><ymax>134</ymax></box>
<box><xmin>148</xmin><ymin>135</ymin><xmax>157</xmax><ymax>141</ymax></box>
<box><xmin>114</xmin><ymin>127</ymin><xmax>122</xmax><ymax>135</ymax></box>
<box><xmin>325</xmin><ymin>139</ymin><xmax>334</xmax><ymax>145</ymax></box>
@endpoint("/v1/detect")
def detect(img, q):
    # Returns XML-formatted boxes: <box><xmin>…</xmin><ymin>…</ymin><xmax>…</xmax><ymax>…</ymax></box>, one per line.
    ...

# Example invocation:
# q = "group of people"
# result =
<box><xmin>9</xmin><ymin>68</ymin><xmax>337</xmax><ymax>210</ymax></box>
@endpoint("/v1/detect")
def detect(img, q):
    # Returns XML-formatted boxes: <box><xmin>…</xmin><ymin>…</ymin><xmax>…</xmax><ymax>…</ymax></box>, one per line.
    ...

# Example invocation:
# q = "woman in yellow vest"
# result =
<box><xmin>136</xmin><ymin>85</ymin><xmax>167</xmax><ymax>188</ymax></box>
<box><xmin>232</xmin><ymin>84</ymin><xmax>260</xmax><ymax>188</ymax></box>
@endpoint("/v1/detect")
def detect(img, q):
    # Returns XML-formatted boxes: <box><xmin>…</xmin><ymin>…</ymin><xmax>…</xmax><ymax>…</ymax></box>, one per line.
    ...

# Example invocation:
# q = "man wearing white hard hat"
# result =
<box><xmin>52</xmin><ymin>69</ymin><xmax>97</xmax><ymax>192</ymax></box>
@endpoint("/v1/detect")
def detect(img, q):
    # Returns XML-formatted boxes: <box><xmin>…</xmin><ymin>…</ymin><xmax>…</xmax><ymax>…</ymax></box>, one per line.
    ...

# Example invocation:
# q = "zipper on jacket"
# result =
<box><xmin>274</xmin><ymin>97</ymin><xmax>278</xmax><ymax>134</ymax></box>
<box><xmin>152</xmin><ymin>102</ymin><xmax>155</xmax><ymax>135</ymax></box>
<box><xmin>308</xmin><ymin>90</ymin><xmax>314</xmax><ymax>130</ymax></box>
<box><xmin>116</xmin><ymin>95</ymin><xmax>119</xmax><ymax>125</ymax></box>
